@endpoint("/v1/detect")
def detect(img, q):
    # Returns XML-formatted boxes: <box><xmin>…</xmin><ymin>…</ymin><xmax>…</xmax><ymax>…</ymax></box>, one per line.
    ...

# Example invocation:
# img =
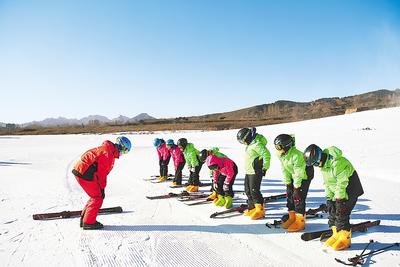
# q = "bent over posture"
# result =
<box><xmin>274</xmin><ymin>134</ymin><xmax>314</xmax><ymax>232</ymax></box>
<box><xmin>237</xmin><ymin>127</ymin><xmax>271</xmax><ymax>220</ymax></box>
<box><xmin>72</xmin><ymin>136</ymin><xmax>131</xmax><ymax>230</ymax></box>
<box><xmin>304</xmin><ymin>144</ymin><xmax>364</xmax><ymax>250</ymax></box>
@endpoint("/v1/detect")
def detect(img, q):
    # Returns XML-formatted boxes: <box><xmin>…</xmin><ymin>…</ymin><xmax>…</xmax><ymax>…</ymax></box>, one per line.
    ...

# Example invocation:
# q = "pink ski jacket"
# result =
<box><xmin>206</xmin><ymin>155</ymin><xmax>236</xmax><ymax>184</ymax></box>
<box><xmin>157</xmin><ymin>144</ymin><xmax>170</xmax><ymax>161</ymax></box>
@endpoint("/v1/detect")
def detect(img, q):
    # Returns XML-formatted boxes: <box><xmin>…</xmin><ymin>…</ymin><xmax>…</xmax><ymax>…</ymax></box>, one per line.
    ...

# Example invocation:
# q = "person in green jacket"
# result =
<box><xmin>274</xmin><ymin>134</ymin><xmax>314</xmax><ymax>232</ymax></box>
<box><xmin>177</xmin><ymin>138</ymin><xmax>203</xmax><ymax>192</ymax></box>
<box><xmin>198</xmin><ymin>147</ymin><xmax>227</xmax><ymax>201</ymax></box>
<box><xmin>304</xmin><ymin>144</ymin><xmax>364</xmax><ymax>251</ymax></box>
<box><xmin>237</xmin><ymin>127</ymin><xmax>271</xmax><ymax>220</ymax></box>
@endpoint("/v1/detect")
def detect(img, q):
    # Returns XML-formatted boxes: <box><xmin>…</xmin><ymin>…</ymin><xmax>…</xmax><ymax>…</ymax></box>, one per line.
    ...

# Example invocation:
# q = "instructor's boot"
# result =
<box><xmin>214</xmin><ymin>194</ymin><xmax>226</xmax><ymax>207</ymax></box>
<box><xmin>281</xmin><ymin>211</ymin><xmax>296</xmax><ymax>229</ymax></box>
<box><xmin>207</xmin><ymin>191</ymin><xmax>217</xmax><ymax>201</ymax></box>
<box><xmin>224</xmin><ymin>196</ymin><xmax>233</xmax><ymax>209</ymax></box>
<box><xmin>324</xmin><ymin>226</ymin><xmax>339</xmax><ymax>247</ymax></box>
<box><xmin>250</xmin><ymin>204</ymin><xmax>265</xmax><ymax>220</ymax></box>
<box><xmin>83</xmin><ymin>221</ymin><xmax>104</xmax><ymax>230</ymax></box>
<box><xmin>331</xmin><ymin>230</ymin><xmax>351</xmax><ymax>251</ymax></box>
<box><xmin>287</xmin><ymin>213</ymin><xmax>305</xmax><ymax>232</ymax></box>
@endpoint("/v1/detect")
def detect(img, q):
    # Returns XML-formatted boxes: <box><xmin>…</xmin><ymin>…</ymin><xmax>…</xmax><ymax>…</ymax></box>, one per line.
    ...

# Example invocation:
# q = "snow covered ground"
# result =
<box><xmin>1</xmin><ymin>107</ymin><xmax>400</xmax><ymax>267</ymax></box>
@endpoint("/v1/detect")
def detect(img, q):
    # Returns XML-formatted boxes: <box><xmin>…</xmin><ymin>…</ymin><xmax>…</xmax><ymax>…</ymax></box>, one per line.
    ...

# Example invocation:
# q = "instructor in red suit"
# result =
<box><xmin>72</xmin><ymin>136</ymin><xmax>131</xmax><ymax>230</ymax></box>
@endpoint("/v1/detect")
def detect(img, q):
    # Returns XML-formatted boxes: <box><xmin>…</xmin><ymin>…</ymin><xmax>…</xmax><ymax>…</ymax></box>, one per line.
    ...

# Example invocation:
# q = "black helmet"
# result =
<box><xmin>274</xmin><ymin>134</ymin><xmax>294</xmax><ymax>152</ymax></box>
<box><xmin>303</xmin><ymin>144</ymin><xmax>323</xmax><ymax>166</ymax></box>
<box><xmin>237</xmin><ymin>128</ymin><xmax>253</xmax><ymax>145</ymax></box>
<box><xmin>199</xmin><ymin>149</ymin><xmax>209</xmax><ymax>162</ymax></box>
<box><xmin>177</xmin><ymin>138</ymin><xmax>188</xmax><ymax>149</ymax></box>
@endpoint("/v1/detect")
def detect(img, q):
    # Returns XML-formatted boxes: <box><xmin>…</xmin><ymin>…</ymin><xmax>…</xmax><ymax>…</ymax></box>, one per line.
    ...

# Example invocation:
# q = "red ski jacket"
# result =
<box><xmin>72</xmin><ymin>140</ymin><xmax>119</xmax><ymax>189</ymax></box>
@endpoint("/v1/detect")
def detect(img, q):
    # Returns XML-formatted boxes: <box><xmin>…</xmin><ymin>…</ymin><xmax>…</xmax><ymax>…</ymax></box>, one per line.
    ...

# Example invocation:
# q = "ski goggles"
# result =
<box><xmin>238</xmin><ymin>138</ymin><xmax>248</xmax><ymax>145</ymax></box>
<box><xmin>310</xmin><ymin>151</ymin><xmax>322</xmax><ymax>166</ymax></box>
<box><xmin>275</xmin><ymin>144</ymin><xmax>283</xmax><ymax>151</ymax></box>
<box><xmin>118</xmin><ymin>145</ymin><xmax>129</xmax><ymax>155</ymax></box>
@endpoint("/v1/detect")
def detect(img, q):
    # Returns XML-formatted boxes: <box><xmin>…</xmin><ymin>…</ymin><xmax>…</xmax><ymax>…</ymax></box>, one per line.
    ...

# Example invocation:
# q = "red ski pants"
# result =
<box><xmin>75</xmin><ymin>176</ymin><xmax>103</xmax><ymax>224</ymax></box>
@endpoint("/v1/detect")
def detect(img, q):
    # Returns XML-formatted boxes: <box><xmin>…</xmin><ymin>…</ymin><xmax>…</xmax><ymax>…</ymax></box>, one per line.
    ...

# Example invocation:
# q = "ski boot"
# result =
<box><xmin>158</xmin><ymin>176</ymin><xmax>168</xmax><ymax>182</ymax></box>
<box><xmin>250</xmin><ymin>204</ymin><xmax>265</xmax><ymax>220</ymax></box>
<box><xmin>83</xmin><ymin>221</ymin><xmax>104</xmax><ymax>230</ymax></box>
<box><xmin>224</xmin><ymin>196</ymin><xmax>233</xmax><ymax>209</ymax></box>
<box><xmin>287</xmin><ymin>213</ymin><xmax>305</xmax><ymax>232</ymax></box>
<box><xmin>281</xmin><ymin>211</ymin><xmax>296</xmax><ymax>229</ymax></box>
<box><xmin>214</xmin><ymin>194</ymin><xmax>225</xmax><ymax>206</ymax></box>
<box><xmin>207</xmin><ymin>191</ymin><xmax>217</xmax><ymax>201</ymax></box>
<box><xmin>324</xmin><ymin>226</ymin><xmax>338</xmax><ymax>247</ymax></box>
<box><xmin>187</xmin><ymin>185</ymin><xmax>199</xmax><ymax>193</ymax></box>
<box><xmin>243</xmin><ymin>207</ymin><xmax>255</xmax><ymax>216</ymax></box>
<box><xmin>331</xmin><ymin>230</ymin><xmax>351</xmax><ymax>250</ymax></box>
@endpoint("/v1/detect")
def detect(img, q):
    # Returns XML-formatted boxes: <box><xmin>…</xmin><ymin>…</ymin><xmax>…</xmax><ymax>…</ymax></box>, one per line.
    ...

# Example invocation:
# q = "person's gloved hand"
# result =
<box><xmin>336</xmin><ymin>199</ymin><xmax>347</xmax><ymax>215</ymax></box>
<box><xmin>293</xmin><ymin>187</ymin><xmax>301</xmax><ymax>204</ymax></box>
<box><xmin>213</xmin><ymin>182</ymin><xmax>218</xmax><ymax>190</ymax></box>
<box><xmin>262</xmin><ymin>169</ymin><xmax>267</xmax><ymax>177</ymax></box>
<box><xmin>223</xmin><ymin>183</ymin><xmax>229</xmax><ymax>192</ymax></box>
<box><xmin>101</xmin><ymin>188</ymin><xmax>105</xmax><ymax>199</ymax></box>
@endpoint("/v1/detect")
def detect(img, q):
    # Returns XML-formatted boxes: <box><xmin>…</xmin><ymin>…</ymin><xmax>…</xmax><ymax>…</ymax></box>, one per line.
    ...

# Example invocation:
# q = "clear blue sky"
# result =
<box><xmin>1</xmin><ymin>0</ymin><xmax>399</xmax><ymax>123</ymax></box>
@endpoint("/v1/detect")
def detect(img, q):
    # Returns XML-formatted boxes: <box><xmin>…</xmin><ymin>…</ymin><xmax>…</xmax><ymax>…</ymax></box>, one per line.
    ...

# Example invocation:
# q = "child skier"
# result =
<box><xmin>153</xmin><ymin>138</ymin><xmax>171</xmax><ymax>182</ymax></box>
<box><xmin>237</xmin><ymin>127</ymin><xmax>271</xmax><ymax>220</ymax></box>
<box><xmin>198</xmin><ymin>148</ymin><xmax>227</xmax><ymax>200</ymax></box>
<box><xmin>274</xmin><ymin>134</ymin><xmax>314</xmax><ymax>232</ymax></box>
<box><xmin>177</xmin><ymin>138</ymin><xmax>203</xmax><ymax>192</ymax></box>
<box><xmin>72</xmin><ymin>136</ymin><xmax>131</xmax><ymax>230</ymax></box>
<box><xmin>205</xmin><ymin>154</ymin><xmax>238</xmax><ymax>209</ymax></box>
<box><xmin>303</xmin><ymin>144</ymin><xmax>364</xmax><ymax>250</ymax></box>
<box><xmin>166</xmin><ymin>139</ymin><xmax>185</xmax><ymax>186</ymax></box>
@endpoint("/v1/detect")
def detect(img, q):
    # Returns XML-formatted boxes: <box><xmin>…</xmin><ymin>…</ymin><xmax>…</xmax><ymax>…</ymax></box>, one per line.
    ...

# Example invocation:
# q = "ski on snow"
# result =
<box><xmin>265</xmin><ymin>203</ymin><xmax>327</xmax><ymax>228</ymax></box>
<box><xmin>301</xmin><ymin>220</ymin><xmax>381</xmax><ymax>241</ymax></box>
<box><xmin>146</xmin><ymin>191</ymin><xmax>205</xmax><ymax>200</ymax></box>
<box><xmin>170</xmin><ymin>182</ymin><xmax>212</xmax><ymax>189</ymax></box>
<box><xmin>33</xmin><ymin>206</ymin><xmax>123</xmax><ymax>220</ymax></box>
<box><xmin>210</xmin><ymin>193</ymin><xmax>286</xmax><ymax>218</ymax></box>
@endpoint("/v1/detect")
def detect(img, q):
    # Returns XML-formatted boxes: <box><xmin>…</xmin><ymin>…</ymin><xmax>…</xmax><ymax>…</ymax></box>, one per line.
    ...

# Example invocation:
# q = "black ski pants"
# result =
<box><xmin>187</xmin><ymin>159</ymin><xmax>203</xmax><ymax>186</ymax></box>
<box><xmin>286</xmin><ymin>165</ymin><xmax>314</xmax><ymax>214</ymax></box>
<box><xmin>215</xmin><ymin>163</ymin><xmax>238</xmax><ymax>198</ymax></box>
<box><xmin>327</xmin><ymin>171</ymin><xmax>362</xmax><ymax>231</ymax></box>
<box><xmin>245</xmin><ymin>158</ymin><xmax>264</xmax><ymax>209</ymax></box>
<box><xmin>159</xmin><ymin>156</ymin><xmax>171</xmax><ymax>177</ymax></box>
<box><xmin>173</xmin><ymin>161</ymin><xmax>185</xmax><ymax>185</ymax></box>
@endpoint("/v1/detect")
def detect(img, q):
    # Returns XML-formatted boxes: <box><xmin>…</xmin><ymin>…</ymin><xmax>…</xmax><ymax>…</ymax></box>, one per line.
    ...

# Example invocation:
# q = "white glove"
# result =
<box><xmin>223</xmin><ymin>183</ymin><xmax>229</xmax><ymax>192</ymax></box>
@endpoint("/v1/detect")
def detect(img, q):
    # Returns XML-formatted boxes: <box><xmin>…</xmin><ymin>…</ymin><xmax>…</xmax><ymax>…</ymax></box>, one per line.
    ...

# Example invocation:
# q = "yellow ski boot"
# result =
<box><xmin>331</xmin><ymin>230</ymin><xmax>351</xmax><ymax>250</ymax></box>
<box><xmin>324</xmin><ymin>226</ymin><xmax>339</xmax><ymax>247</ymax></box>
<box><xmin>281</xmin><ymin>211</ymin><xmax>296</xmax><ymax>229</ymax></box>
<box><xmin>250</xmin><ymin>204</ymin><xmax>265</xmax><ymax>220</ymax></box>
<box><xmin>287</xmin><ymin>213</ymin><xmax>305</xmax><ymax>232</ymax></box>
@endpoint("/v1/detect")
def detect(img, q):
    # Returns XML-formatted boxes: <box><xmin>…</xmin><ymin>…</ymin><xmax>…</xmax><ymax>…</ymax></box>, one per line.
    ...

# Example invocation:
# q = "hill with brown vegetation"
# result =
<box><xmin>1</xmin><ymin>89</ymin><xmax>399</xmax><ymax>135</ymax></box>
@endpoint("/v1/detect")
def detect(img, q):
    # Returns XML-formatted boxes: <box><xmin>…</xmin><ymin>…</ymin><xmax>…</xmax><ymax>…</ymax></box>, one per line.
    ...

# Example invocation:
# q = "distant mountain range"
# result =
<box><xmin>1</xmin><ymin>89</ymin><xmax>399</xmax><ymax>134</ymax></box>
<box><xmin>1</xmin><ymin>113</ymin><xmax>155</xmax><ymax>127</ymax></box>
